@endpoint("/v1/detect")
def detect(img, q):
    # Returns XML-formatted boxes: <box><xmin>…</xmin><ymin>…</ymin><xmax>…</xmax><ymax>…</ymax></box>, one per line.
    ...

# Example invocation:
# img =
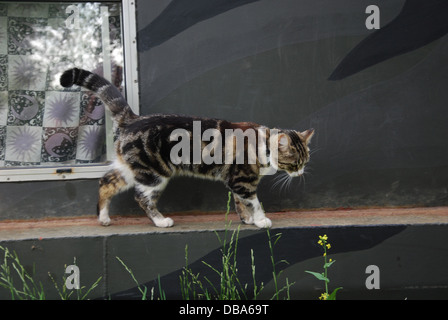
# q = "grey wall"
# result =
<box><xmin>1</xmin><ymin>0</ymin><xmax>448</xmax><ymax>221</ymax></box>
<box><xmin>136</xmin><ymin>0</ymin><xmax>448</xmax><ymax>213</ymax></box>
<box><xmin>2</xmin><ymin>224</ymin><xmax>448</xmax><ymax>300</ymax></box>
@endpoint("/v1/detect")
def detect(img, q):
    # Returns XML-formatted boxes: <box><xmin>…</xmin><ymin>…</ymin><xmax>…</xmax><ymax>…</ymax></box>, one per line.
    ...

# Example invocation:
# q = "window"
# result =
<box><xmin>0</xmin><ymin>1</ymin><xmax>138</xmax><ymax>182</ymax></box>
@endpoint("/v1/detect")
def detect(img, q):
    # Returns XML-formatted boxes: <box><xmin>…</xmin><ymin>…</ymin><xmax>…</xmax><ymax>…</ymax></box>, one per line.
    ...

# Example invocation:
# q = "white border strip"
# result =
<box><xmin>0</xmin><ymin>165</ymin><xmax>111</xmax><ymax>182</ymax></box>
<box><xmin>122</xmin><ymin>0</ymin><xmax>140</xmax><ymax>115</ymax></box>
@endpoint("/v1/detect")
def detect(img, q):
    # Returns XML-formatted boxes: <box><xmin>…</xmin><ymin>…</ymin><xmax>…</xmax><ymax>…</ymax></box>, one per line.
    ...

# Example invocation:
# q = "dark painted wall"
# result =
<box><xmin>1</xmin><ymin>0</ymin><xmax>448</xmax><ymax>220</ymax></box>
<box><xmin>136</xmin><ymin>0</ymin><xmax>448</xmax><ymax>213</ymax></box>
<box><xmin>1</xmin><ymin>224</ymin><xmax>448</xmax><ymax>300</ymax></box>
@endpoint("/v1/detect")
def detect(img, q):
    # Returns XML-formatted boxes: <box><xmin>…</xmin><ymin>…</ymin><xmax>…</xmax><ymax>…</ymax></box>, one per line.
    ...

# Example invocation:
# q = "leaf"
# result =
<box><xmin>305</xmin><ymin>271</ymin><xmax>329</xmax><ymax>282</ymax></box>
<box><xmin>328</xmin><ymin>287</ymin><xmax>343</xmax><ymax>300</ymax></box>
<box><xmin>324</xmin><ymin>260</ymin><xmax>336</xmax><ymax>268</ymax></box>
<box><xmin>273</xmin><ymin>233</ymin><xmax>283</xmax><ymax>246</ymax></box>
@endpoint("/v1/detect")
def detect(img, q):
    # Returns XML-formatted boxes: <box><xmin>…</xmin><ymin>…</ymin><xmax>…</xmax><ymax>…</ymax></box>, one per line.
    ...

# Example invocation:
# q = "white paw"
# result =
<box><xmin>242</xmin><ymin>216</ymin><xmax>254</xmax><ymax>225</ymax></box>
<box><xmin>98</xmin><ymin>216</ymin><xmax>111</xmax><ymax>226</ymax></box>
<box><xmin>154</xmin><ymin>217</ymin><xmax>174</xmax><ymax>228</ymax></box>
<box><xmin>98</xmin><ymin>209</ymin><xmax>111</xmax><ymax>226</ymax></box>
<box><xmin>254</xmin><ymin>217</ymin><xmax>272</xmax><ymax>228</ymax></box>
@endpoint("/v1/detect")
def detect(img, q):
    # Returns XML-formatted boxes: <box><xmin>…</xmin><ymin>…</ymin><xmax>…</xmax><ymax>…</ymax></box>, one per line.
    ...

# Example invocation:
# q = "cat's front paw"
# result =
<box><xmin>154</xmin><ymin>217</ymin><xmax>174</xmax><ymax>228</ymax></box>
<box><xmin>241</xmin><ymin>216</ymin><xmax>254</xmax><ymax>225</ymax></box>
<box><xmin>254</xmin><ymin>217</ymin><xmax>272</xmax><ymax>228</ymax></box>
<box><xmin>98</xmin><ymin>211</ymin><xmax>111</xmax><ymax>226</ymax></box>
<box><xmin>99</xmin><ymin>217</ymin><xmax>111</xmax><ymax>226</ymax></box>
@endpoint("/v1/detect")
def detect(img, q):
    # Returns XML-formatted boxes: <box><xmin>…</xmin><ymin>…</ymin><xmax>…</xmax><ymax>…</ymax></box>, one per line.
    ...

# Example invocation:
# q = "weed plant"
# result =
<box><xmin>0</xmin><ymin>246</ymin><xmax>45</xmax><ymax>300</ymax></box>
<box><xmin>48</xmin><ymin>257</ymin><xmax>102</xmax><ymax>300</ymax></box>
<box><xmin>1</xmin><ymin>192</ymin><xmax>296</xmax><ymax>300</ymax></box>
<box><xmin>305</xmin><ymin>234</ymin><xmax>342</xmax><ymax>300</ymax></box>
<box><xmin>176</xmin><ymin>192</ymin><xmax>294</xmax><ymax>300</ymax></box>
<box><xmin>118</xmin><ymin>192</ymin><xmax>294</xmax><ymax>300</ymax></box>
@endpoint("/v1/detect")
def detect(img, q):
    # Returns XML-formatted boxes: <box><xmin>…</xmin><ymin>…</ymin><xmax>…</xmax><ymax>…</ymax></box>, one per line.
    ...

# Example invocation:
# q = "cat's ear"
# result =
<box><xmin>300</xmin><ymin>128</ymin><xmax>315</xmax><ymax>144</ymax></box>
<box><xmin>278</xmin><ymin>133</ymin><xmax>289</xmax><ymax>150</ymax></box>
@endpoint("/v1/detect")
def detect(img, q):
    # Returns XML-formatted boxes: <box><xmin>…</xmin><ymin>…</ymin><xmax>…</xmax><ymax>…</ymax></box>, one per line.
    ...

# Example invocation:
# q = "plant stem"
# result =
<box><xmin>323</xmin><ymin>245</ymin><xmax>328</xmax><ymax>295</ymax></box>
<box><xmin>267</xmin><ymin>229</ymin><xmax>279</xmax><ymax>300</ymax></box>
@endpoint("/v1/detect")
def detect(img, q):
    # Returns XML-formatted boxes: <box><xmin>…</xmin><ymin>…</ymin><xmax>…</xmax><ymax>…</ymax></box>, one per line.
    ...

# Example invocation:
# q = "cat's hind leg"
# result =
<box><xmin>134</xmin><ymin>177</ymin><xmax>173</xmax><ymax>228</ymax></box>
<box><xmin>98</xmin><ymin>169</ymin><xmax>133</xmax><ymax>226</ymax></box>
<box><xmin>234</xmin><ymin>194</ymin><xmax>254</xmax><ymax>225</ymax></box>
<box><xmin>247</xmin><ymin>196</ymin><xmax>272</xmax><ymax>228</ymax></box>
<box><xmin>233</xmin><ymin>192</ymin><xmax>272</xmax><ymax>228</ymax></box>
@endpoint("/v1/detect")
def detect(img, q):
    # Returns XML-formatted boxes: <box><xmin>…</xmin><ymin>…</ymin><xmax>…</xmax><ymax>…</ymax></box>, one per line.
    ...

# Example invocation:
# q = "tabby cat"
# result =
<box><xmin>60</xmin><ymin>68</ymin><xmax>314</xmax><ymax>228</ymax></box>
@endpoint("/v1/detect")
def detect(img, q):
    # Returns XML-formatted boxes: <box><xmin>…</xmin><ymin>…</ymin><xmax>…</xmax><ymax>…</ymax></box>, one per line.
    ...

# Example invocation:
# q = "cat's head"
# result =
<box><xmin>273</xmin><ymin>128</ymin><xmax>314</xmax><ymax>177</ymax></box>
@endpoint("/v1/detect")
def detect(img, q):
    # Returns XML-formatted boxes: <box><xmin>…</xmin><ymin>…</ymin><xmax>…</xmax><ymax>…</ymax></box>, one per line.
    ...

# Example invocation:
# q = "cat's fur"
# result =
<box><xmin>60</xmin><ymin>68</ymin><xmax>314</xmax><ymax>228</ymax></box>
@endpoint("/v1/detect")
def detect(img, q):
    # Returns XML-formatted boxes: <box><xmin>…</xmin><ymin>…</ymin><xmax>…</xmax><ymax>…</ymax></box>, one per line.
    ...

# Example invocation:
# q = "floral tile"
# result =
<box><xmin>0</xmin><ymin>125</ymin><xmax>5</xmax><ymax>160</ymax></box>
<box><xmin>76</xmin><ymin>124</ymin><xmax>105</xmax><ymax>162</ymax></box>
<box><xmin>0</xmin><ymin>91</ymin><xmax>7</xmax><ymax>125</ymax></box>
<box><xmin>0</xmin><ymin>17</ymin><xmax>7</xmax><ymax>55</ymax></box>
<box><xmin>41</xmin><ymin>127</ymin><xmax>77</xmax><ymax>163</ymax></box>
<box><xmin>8</xmin><ymin>55</ymin><xmax>46</xmax><ymax>91</ymax></box>
<box><xmin>4</xmin><ymin>125</ymin><xmax>42</xmax><ymax>163</ymax></box>
<box><xmin>0</xmin><ymin>55</ymin><xmax>7</xmax><ymax>90</ymax></box>
<box><xmin>7</xmin><ymin>17</ymin><xmax>47</xmax><ymax>55</ymax></box>
<box><xmin>43</xmin><ymin>91</ymin><xmax>80</xmax><ymax>127</ymax></box>
<box><xmin>7</xmin><ymin>90</ymin><xmax>45</xmax><ymax>126</ymax></box>
<box><xmin>80</xmin><ymin>92</ymin><xmax>105</xmax><ymax>126</ymax></box>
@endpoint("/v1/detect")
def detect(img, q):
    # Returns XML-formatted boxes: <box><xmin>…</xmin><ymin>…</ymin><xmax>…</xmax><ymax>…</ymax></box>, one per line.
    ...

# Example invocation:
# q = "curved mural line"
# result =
<box><xmin>137</xmin><ymin>0</ymin><xmax>261</xmax><ymax>51</ymax></box>
<box><xmin>110</xmin><ymin>225</ymin><xmax>406</xmax><ymax>299</ymax></box>
<box><xmin>329</xmin><ymin>0</ymin><xmax>448</xmax><ymax>80</ymax></box>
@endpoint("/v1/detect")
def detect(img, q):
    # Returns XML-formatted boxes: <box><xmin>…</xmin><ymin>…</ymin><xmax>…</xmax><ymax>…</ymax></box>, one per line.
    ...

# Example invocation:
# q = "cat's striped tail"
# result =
<box><xmin>60</xmin><ymin>68</ymin><xmax>131</xmax><ymax>116</ymax></box>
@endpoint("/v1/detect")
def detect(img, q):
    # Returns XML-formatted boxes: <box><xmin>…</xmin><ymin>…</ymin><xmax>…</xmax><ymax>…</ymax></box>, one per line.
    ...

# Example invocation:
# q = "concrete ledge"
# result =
<box><xmin>1</xmin><ymin>206</ymin><xmax>447</xmax><ymax>241</ymax></box>
<box><xmin>1</xmin><ymin>207</ymin><xmax>447</xmax><ymax>300</ymax></box>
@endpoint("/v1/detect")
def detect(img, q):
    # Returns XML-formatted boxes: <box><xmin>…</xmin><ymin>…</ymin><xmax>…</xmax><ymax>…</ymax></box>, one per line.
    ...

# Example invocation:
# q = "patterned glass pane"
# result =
<box><xmin>0</xmin><ymin>2</ymin><xmax>123</xmax><ymax>167</ymax></box>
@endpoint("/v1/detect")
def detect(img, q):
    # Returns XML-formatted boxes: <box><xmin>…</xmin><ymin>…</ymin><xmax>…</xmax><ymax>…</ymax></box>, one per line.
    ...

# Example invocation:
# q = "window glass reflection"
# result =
<box><xmin>0</xmin><ymin>2</ymin><xmax>123</xmax><ymax>167</ymax></box>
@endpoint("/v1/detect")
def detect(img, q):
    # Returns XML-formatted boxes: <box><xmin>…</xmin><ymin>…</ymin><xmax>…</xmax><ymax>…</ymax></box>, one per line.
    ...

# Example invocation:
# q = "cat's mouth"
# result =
<box><xmin>288</xmin><ymin>168</ymin><xmax>304</xmax><ymax>177</ymax></box>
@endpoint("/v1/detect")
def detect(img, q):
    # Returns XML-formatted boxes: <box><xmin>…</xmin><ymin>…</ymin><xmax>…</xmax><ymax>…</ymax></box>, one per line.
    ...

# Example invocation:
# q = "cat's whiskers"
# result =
<box><xmin>271</xmin><ymin>171</ymin><xmax>293</xmax><ymax>193</ymax></box>
<box><xmin>285</xmin><ymin>174</ymin><xmax>293</xmax><ymax>192</ymax></box>
<box><xmin>271</xmin><ymin>172</ymin><xmax>286</xmax><ymax>190</ymax></box>
<box><xmin>309</xmin><ymin>147</ymin><xmax>321</xmax><ymax>157</ymax></box>
<box><xmin>298</xmin><ymin>171</ymin><xmax>306</xmax><ymax>187</ymax></box>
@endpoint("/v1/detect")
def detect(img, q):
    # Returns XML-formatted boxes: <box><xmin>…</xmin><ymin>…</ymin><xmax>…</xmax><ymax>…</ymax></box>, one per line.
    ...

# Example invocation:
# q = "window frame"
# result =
<box><xmin>0</xmin><ymin>0</ymin><xmax>139</xmax><ymax>182</ymax></box>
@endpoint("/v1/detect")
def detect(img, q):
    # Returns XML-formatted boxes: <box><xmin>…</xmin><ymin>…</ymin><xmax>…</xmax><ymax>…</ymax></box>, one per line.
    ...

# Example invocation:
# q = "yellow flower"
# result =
<box><xmin>326</xmin><ymin>243</ymin><xmax>331</xmax><ymax>249</ymax></box>
<box><xmin>319</xmin><ymin>235</ymin><xmax>328</xmax><ymax>241</ymax></box>
<box><xmin>319</xmin><ymin>293</ymin><xmax>329</xmax><ymax>300</ymax></box>
<box><xmin>318</xmin><ymin>240</ymin><xmax>323</xmax><ymax>246</ymax></box>
<box><xmin>323</xmin><ymin>252</ymin><xmax>326</xmax><ymax>257</ymax></box>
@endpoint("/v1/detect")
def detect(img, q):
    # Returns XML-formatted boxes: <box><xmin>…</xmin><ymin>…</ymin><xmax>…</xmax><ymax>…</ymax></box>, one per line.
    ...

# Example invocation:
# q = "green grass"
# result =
<box><xmin>0</xmin><ymin>246</ymin><xmax>45</xmax><ymax>300</ymax></box>
<box><xmin>48</xmin><ymin>258</ymin><xmax>102</xmax><ymax>300</ymax></box>
<box><xmin>0</xmin><ymin>246</ymin><xmax>101</xmax><ymax>300</ymax></box>
<box><xmin>0</xmin><ymin>192</ymin><xmax>295</xmax><ymax>300</ymax></box>
<box><xmin>118</xmin><ymin>192</ymin><xmax>295</xmax><ymax>300</ymax></box>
